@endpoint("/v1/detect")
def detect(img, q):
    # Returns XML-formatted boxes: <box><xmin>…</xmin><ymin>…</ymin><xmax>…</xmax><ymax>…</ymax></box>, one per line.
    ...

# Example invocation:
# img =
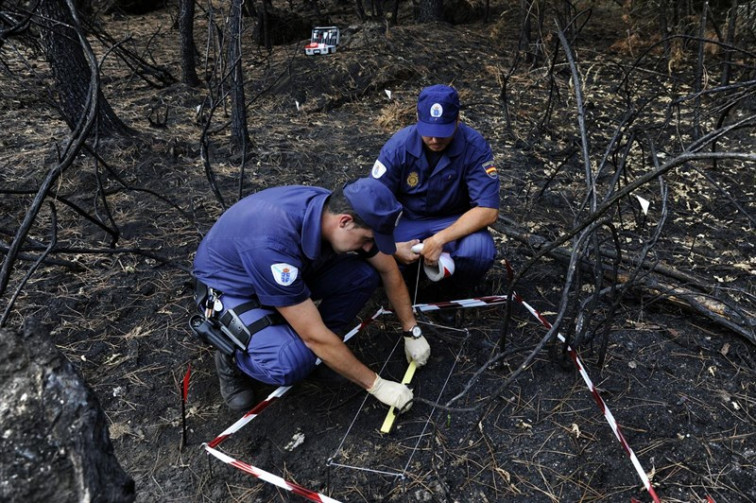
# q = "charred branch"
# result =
<box><xmin>0</xmin><ymin>201</ymin><xmax>57</xmax><ymax>326</ymax></box>
<box><xmin>0</xmin><ymin>0</ymin><xmax>99</xmax><ymax>305</ymax></box>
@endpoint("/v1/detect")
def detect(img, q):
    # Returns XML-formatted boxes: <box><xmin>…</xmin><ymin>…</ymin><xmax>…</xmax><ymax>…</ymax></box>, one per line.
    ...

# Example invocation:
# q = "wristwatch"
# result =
<box><xmin>403</xmin><ymin>325</ymin><xmax>423</xmax><ymax>339</ymax></box>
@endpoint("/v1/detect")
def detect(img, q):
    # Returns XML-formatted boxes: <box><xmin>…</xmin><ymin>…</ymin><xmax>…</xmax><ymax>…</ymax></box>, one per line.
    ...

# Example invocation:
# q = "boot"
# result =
<box><xmin>214</xmin><ymin>351</ymin><xmax>255</xmax><ymax>411</ymax></box>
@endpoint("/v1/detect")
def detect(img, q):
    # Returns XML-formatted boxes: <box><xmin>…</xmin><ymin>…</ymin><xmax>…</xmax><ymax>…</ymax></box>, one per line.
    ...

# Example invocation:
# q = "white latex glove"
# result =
<box><xmin>367</xmin><ymin>375</ymin><xmax>413</xmax><ymax>411</ymax></box>
<box><xmin>404</xmin><ymin>335</ymin><xmax>431</xmax><ymax>367</ymax></box>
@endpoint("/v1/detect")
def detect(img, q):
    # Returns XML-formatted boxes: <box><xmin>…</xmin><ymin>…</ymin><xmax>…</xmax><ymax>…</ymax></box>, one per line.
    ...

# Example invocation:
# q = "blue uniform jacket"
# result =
<box><xmin>370</xmin><ymin>123</ymin><xmax>499</xmax><ymax>219</ymax></box>
<box><xmin>193</xmin><ymin>186</ymin><xmax>332</xmax><ymax>307</ymax></box>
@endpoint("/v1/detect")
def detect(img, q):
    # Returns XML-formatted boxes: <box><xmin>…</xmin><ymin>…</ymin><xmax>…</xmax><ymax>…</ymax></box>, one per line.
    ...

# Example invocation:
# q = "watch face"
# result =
<box><xmin>411</xmin><ymin>326</ymin><xmax>422</xmax><ymax>338</ymax></box>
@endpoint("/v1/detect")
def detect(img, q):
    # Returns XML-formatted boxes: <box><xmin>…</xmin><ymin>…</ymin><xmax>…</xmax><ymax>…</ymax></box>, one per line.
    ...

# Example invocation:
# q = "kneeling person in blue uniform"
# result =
<box><xmin>370</xmin><ymin>84</ymin><xmax>500</xmax><ymax>295</ymax></box>
<box><xmin>192</xmin><ymin>177</ymin><xmax>430</xmax><ymax>412</ymax></box>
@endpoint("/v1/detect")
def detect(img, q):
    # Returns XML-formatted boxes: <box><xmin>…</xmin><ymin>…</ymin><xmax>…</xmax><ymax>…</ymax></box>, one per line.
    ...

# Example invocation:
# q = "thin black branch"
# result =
<box><xmin>0</xmin><ymin>201</ymin><xmax>57</xmax><ymax>327</ymax></box>
<box><xmin>0</xmin><ymin>0</ymin><xmax>98</xmax><ymax>303</ymax></box>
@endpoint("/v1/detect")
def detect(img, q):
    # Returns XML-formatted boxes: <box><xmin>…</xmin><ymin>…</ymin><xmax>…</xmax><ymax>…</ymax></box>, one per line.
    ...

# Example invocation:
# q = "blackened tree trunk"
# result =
<box><xmin>417</xmin><ymin>0</ymin><xmax>443</xmax><ymax>22</ymax></box>
<box><xmin>256</xmin><ymin>0</ymin><xmax>273</xmax><ymax>51</ymax></box>
<box><xmin>178</xmin><ymin>0</ymin><xmax>201</xmax><ymax>87</ymax></box>
<box><xmin>519</xmin><ymin>0</ymin><xmax>533</xmax><ymax>53</ymax></box>
<box><xmin>372</xmin><ymin>0</ymin><xmax>384</xmax><ymax>19</ymax></box>
<box><xmin>390</xmin><ymin>0</ymin><xmax>400</xmax><ymax>25</ymax></box>
<box><xmin>227</xmin><ymin>0</ymin><xmax>250</xmax><ymax>151</ymax></box>
<box><xmin>354</xmin><ymin>0</ymin><xmax>367</xmax><ymax>22</ymax></box>
<box><xmin>659</xmin><ymin>0</ymin><xmax>672</xmax><ymax>60</ymax></box>
<box><xmin>37</xmin><ymin>0</ymin><xmax>132</xmax><ymax>137</ymax></box>
<box><xmin>720</xmin><ymin>0</ymin><xmax>738</xmax><ymax>86</ymax></box>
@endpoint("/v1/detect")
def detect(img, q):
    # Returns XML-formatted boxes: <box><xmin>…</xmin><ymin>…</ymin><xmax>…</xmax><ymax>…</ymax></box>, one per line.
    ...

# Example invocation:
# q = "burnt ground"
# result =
<box><xmin>1</xmin><ymin>1</ymin><xmax>755</xmax><ymax>502</ymax></box>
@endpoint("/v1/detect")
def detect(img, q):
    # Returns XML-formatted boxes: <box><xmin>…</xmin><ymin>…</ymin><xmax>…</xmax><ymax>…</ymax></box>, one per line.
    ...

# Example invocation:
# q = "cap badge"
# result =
<box><xmin>430</xmin><ymin>103</ymin><xmax>443</xmax><ymax>118</ymax></box>
<box><xmin>406</xmin><ymin>172</ymin><xmax>419</xmax><ymax>188</ymax></box>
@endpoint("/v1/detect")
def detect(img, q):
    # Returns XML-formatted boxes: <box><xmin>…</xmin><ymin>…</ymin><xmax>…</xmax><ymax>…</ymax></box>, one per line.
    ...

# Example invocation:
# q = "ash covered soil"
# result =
<box><xmin>1</xmin><ymin>2</ymin><xmax>754</xmax><ymax>502</ymax></box>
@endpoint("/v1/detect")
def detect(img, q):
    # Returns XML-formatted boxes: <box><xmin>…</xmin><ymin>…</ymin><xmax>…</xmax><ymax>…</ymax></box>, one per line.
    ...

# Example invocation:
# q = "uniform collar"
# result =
<box><xmin>301</xmin><ymin>192</ymin><xmax>329</xmax><ymax>260</ymax></box>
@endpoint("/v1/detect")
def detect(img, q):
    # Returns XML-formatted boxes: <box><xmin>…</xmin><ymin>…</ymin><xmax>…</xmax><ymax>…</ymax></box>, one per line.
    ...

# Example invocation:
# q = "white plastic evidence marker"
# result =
<box><xmin>411</xmin><ymin>243</ymin><xmax>455</xmax><ymax>282</ymax></box>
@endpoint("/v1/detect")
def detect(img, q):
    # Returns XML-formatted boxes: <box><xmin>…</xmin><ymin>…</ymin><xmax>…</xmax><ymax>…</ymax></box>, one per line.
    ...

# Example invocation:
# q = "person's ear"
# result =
<box><xmin>338</xmin><ymin>214</ymin><xmax>353</xmax><ymax>228</ymax></box>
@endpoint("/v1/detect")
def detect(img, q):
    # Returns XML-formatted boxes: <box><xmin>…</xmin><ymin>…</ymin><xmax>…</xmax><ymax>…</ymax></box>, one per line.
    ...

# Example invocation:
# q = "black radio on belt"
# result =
<box><xmin>189</xmin><ymin>277</ymin><xmax>284</xmax><ymax>356</ymax></box>
<box><xmin>189</xmin><ymin>315</ymin><xmax>237</xmax><ymax>356</ymax></box>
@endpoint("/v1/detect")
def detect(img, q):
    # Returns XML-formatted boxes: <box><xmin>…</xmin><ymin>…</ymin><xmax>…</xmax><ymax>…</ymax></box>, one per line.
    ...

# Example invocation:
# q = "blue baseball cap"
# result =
<box><xmin>416</xmin><ymin>84</ymin><xmax>460</xmax><ymax>138</ymax></box>
<box><xmin>343</xmin><ymin>178</ymin><xmax>402</xmax><ymax>255</ymax></box>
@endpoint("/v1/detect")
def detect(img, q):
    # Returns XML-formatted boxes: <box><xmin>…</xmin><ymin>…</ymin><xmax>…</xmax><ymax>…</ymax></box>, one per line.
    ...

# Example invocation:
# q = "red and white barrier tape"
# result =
<box><xmin>204</xmin><ymin>283</ymin><xmax>661</xmax><ymax>502</ymax></box>
<box><xmin>390</xmin><ymin>282</ymin><xmax>661</xmax><ymax>501</ymax></box>
<box><xmin>204</xmin><ymin>444</ymin><xmax>341</xmax><ymax>503</ymax></box>
<box><xmin>203</xmin><ymin>307</ymin><xmax>388</xmax><ymax>501</ymax></box>
<box><xmin>511</xmin><ymin>290</ymin><xmax>660</xmax><ymax>502</ymax></box>
<box><xmin>206</xmin><ymin>385</ymin><xmax>291</xmax><ymax>448</ymax></box>
<box><xmin>412</xmin><ymin>295</ymin><xmax>511</xmax><ymax>312</ymax></box>
<box><xmin>206</xmin><ymin>307</ymin><xmax>388</xmax><ymax>449</ymax></box>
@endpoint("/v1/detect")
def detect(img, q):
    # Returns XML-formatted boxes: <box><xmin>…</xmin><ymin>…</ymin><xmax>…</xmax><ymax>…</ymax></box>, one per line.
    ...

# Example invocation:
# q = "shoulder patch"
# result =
<box><xmin>271</xmin><ymin>263</ymin><xmax>298</xmax><ymax>286</ymax></box>
<box><xmin>371</xmin><ymin>160</ymin><xmax>387</xmax><ymax>179</ymax></box>
<box><xmin>482</xmin><ymin>160</ymin><xmax>498</xmax><ymax>178</ymax></box>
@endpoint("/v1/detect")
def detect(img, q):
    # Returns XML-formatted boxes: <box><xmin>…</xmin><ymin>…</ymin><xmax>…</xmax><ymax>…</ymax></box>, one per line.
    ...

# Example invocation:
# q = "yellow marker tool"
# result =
<box><xmin>380</xmin><ymin>360</ymin><xmax>417</xmax><ymax>433</ymax></box>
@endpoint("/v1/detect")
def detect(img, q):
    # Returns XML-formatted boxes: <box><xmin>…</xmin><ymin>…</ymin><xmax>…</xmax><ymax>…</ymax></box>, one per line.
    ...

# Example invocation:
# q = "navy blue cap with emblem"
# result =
<box><xmin>343</xmin><ymin>177</ymin><xmax>402</xmax><ymax>255</ymax></box>
<box><xmin>416</xmin><ymin>84</ymin><xmax>460</xmax><ymax>138</ymax></box>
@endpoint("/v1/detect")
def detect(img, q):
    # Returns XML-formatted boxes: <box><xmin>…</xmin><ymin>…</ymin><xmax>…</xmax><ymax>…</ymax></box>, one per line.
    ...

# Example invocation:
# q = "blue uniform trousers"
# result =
<box><xmin>395</xmin><ymin>214</ymin><xmax>496</xmax><ymax>289</ymax></box>
<box><xmin>211</xmin><ymin>256</ymin><xmax>379</xmax><ymax>386</ymax></box>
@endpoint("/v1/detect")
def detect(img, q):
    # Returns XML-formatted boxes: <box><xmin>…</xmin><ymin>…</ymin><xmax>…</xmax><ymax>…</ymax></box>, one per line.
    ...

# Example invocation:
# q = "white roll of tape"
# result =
<box><xmin>424</xmin><ymin>252</ymin><xmax>455</xmax><ymax>282</ymax></box>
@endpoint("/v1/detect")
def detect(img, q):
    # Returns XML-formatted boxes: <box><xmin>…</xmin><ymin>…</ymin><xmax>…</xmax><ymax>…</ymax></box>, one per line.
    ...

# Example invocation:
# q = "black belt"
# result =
<box><xmin>218</xmin><ymin>298</ymin><xmax>285</xmax><ymax>349</ymax></box>
<box><xmin>192</xmin><ymin>277</ymin><xmax>285</xmax><ymax>351</ymax></box>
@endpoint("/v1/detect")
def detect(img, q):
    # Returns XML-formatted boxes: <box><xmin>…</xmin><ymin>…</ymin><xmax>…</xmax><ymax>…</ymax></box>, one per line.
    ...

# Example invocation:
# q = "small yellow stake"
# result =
<box><xmin>380</xmin><ymin>360</ymin><xmax>417</xmax><ymax>433</ymax></box>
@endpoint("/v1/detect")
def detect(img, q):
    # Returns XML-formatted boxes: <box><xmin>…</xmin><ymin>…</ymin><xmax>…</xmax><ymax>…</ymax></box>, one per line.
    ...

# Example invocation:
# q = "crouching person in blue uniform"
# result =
<box><xmin>370</xmin><ymin>84</ymin><xmax>500</xmax><ymax>295</ymax></box>
<box><xmin>191</xmin><ymin>177</ymin><xmax>431</xmax><ymax>412</ymax></box>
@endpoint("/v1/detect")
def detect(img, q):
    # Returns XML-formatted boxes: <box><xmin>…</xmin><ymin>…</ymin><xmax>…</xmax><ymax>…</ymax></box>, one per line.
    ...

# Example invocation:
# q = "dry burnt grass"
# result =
<box><xmin>1</xmin><ymin>1</ymin><xmax>755</xmax><ymax>502</ymax></box>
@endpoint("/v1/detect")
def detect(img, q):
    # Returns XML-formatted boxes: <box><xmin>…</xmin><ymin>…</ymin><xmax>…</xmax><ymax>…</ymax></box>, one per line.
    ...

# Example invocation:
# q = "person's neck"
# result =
<box><xmin>321</xmin><ymin>211</ymin><xmax>338</xmax><ymax>242</ymax></box>
<box><xmin>424</xmin><ymin>146</ymin><xmax>445</xmax><ymax>169</ymax></box>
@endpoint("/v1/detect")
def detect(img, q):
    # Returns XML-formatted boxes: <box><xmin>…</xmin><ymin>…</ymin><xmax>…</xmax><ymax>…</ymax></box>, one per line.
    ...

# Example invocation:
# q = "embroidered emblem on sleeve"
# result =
<box><xmin>271</xmin><ymin>263</ymin><xmax>298</xmax><ymax>286</ymax></box>
<box><xmin>482</xmin><ymin>160</ymin><xmax>498</xmax><ymax>178</ymax></box>
<box><xmin>371</xmin><ymin>160</ymin><xmax>387</xmax><ymax>179</ymax></box>
<box><xmin>406</xmin><ymin>171</ymin><xmax>419</xmax><ymax>187</ymax></box>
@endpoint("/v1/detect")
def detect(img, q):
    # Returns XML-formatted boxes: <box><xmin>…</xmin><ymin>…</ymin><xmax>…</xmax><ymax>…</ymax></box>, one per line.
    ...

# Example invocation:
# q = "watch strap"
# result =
<box><xmin>403</xmin><ymin>325</ymin><xmax>422</xmax><ymax>338</ymax></box>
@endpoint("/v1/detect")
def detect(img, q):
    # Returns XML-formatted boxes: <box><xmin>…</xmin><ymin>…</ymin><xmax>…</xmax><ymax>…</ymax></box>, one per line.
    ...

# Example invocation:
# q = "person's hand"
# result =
<box><xmin>367</xmin><ymin>374</ymin><xmax>413</xmax><ymax>411</ymax></box>
<box><xmin>420</xmin><ymin>234</ymin><xmax>444</xmax><ymax>264</ymax></box>
<box><xmin>404</xmin><ymin>335</ymin><xmax>430</xmax><ymax>366</ymax></box>
<box><xmin>395</xmin><ymin>239</ymin><xmax>421</xmax><ymax>265</ymax></box>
